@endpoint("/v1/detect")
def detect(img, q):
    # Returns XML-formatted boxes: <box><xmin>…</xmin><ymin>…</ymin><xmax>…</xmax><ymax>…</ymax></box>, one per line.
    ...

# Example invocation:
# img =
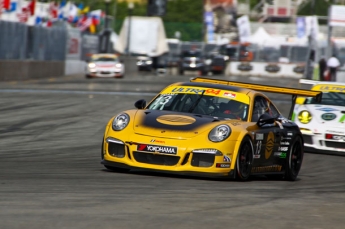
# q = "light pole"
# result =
<box><xmin>125</xmin><ymin>2</ymin><xmax>134</xmax><ymax>55</ymax></box>
<box><xmin>99</xmin><ymin>0</ymin><xmax>112</xmax><ymax>53</ymax></box>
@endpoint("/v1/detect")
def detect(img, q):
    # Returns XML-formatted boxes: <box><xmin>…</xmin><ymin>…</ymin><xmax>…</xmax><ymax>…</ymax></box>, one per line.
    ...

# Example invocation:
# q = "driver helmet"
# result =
<box><xmin>224</xmin><ymin>100</ymin><xmax>245</xmax><ymax>119</ymax></box>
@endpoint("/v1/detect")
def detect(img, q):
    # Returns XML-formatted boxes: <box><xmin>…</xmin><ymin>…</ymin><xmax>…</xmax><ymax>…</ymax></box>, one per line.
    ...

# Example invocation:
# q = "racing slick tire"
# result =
<box><xmin>284</xmin><ymin>136</ymin><xmax>303</xmax><ymax>181</ymax></box>
<box><xmin>235</xmin><ymin>136</ymin><xmax>254</xmax><ymax>181</ymax></box>
<box><xmin>85</xmin><ymin>74</ymin><xmax>92</xmax><ymax>79</ymax></box>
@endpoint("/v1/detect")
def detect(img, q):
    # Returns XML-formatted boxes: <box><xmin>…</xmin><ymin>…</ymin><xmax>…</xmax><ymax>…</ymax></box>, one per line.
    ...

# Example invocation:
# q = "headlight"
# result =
<box><xmin>205</xmin><ymin>59</ymin><xmax>212</xmax><ymax>65</ymax></box>
<box><xmin>146</xmin><ymin>60</ymin><xmax>152</xmax><ymax>64</ymax></box>
<box><xmin>115</xmin><ymin>63</ymin><xmax>122</xmax><ymax>68</ymax></box>
<box><xmin>298</xmin><ymin>110</ymin><xmax>312</xmax><ymax>124</ymax></box>
<box><xmin>112</xmin><ymin>113</ymin><xmax>130</xmax><ymax>131</ymax></box>
<box><xmin>88</xmin><ymin>63</ymin><xmax>96</xmax><ymax>68</ymax></box>
<box><xmin>208</xmin><ymin>125</ymin><xmax>231</xmax><ymax>142</ymax></box>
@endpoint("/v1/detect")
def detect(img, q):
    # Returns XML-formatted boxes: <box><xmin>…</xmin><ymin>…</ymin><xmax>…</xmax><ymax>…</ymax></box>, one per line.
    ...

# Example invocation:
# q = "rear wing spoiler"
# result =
<box><xmin>190</xmin><ymin>77</ymin><xmax>322</xmax><ymax>120</ymax></box>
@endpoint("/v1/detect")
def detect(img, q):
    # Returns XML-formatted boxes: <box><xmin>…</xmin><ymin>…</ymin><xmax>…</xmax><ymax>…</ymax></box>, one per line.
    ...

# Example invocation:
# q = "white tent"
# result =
<box><xmin>114</xmin><ymin>16</ymin><xmax>169</xmax><ymax>57</ymax></box>
<box><xmin>249</xmin><ymin>27</ymin><xmax>274</xmax><ymax>45</ymax></box>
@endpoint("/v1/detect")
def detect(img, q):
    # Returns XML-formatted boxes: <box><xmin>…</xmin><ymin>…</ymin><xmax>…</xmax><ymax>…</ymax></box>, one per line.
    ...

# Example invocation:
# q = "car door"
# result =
<box><xmin>251</xmin><ymin>96</ymin><xmax>284</xmax><ymax>168</ymax></box>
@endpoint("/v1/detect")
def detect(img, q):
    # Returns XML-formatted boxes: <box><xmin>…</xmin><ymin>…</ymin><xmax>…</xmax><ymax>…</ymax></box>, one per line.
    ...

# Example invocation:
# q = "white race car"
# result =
<box><xmin>86</xmin><ymin>54</ymin><xmax>125</xmax><ymax>78</ymax></box>
<box><xmin>293</xmin><ymin>79</ymin><xmax>345</xmax><ymax>155</ymax></box>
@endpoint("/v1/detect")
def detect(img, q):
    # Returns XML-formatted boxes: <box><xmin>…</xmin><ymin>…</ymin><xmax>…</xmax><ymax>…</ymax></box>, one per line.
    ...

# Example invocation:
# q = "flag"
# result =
<box><xmin>90</xmin><ymin>9</ymin><xmax>102</xmax><ymax>25</ymax></box>
<box><xmin>58</xmin><ymin>0</ymin><xmax>67</xmax><ymax>20</ymax></box>
<box><xmin>67</xmin><ymin>2</ymin><xmax>78</xmax><ymax>23</ymax></box>
<box><xmin>27</xmin><ymin>0</ymin><xmax>35</xmax><ymax>15</ymax></box>
<box><xmin>77</xmin><ymin>14</ymin><xmax>91</xmax><ymax>31</ymax></box>
<box><xmin>7</xmin><ymin>0</ymin><xmax>18</xmax><ymax>12</ymax></box>
<box><xmin>3</xmin><ymin>0</ymin><xmax>11</xmax><ymax>10</ymax></box>
<box><xmin>49</xmin><ymin>1</ymin><xmax>58</xmax><ymax>19</ymax></box>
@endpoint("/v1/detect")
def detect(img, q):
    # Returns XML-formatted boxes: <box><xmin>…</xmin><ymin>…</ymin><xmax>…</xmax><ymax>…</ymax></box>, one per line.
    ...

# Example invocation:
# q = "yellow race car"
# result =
<box><xmin>101</xmin><ymin>77</ymin><xmax>321</xmax><ymax>181</ymax></box>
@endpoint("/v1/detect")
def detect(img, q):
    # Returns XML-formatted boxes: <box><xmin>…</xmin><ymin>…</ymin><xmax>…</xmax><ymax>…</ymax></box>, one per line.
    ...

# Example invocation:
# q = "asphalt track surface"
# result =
<box><xmin>0</xmin><ymin>73</ymin><xmax>344</xmax><ymax>229</ymax></box>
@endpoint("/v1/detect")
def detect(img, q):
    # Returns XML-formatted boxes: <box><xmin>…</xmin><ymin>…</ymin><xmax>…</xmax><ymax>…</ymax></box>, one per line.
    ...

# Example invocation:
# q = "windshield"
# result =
<box><xmin>305</xmin><ymin>92</ymin><xmax>345</xmax><ymax>106</ymax></box>
<box><xmin>147</xmin><ymin>86</ymin><xmax>250</xmax><ymax>121</ymax></box>
<box><xmin>91</xmin><ymin>56</ymin><xmax>118</xmax><ymax>62</ymax></box>
<box><xmin>181</xmin><ymin>50</ymin><xmax>202</xmax><ymax>58</ymax></box>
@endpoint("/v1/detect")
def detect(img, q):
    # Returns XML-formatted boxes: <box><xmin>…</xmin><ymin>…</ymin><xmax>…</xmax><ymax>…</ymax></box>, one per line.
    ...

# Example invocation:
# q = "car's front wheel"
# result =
<box><xmin>235</xmin><ymin>136</ymin><xmax>254</xmax><ymax>181</ymax></box>
<box><xmin>284</xmin><ymin>136</ymin><xmax>303</xmax><ymax>181</ymax></box>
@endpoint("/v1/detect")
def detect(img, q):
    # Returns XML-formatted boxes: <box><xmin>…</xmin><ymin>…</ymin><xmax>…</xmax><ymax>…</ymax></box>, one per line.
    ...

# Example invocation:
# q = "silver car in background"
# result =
<box><xmin>86</xmin><ymin>54</ymin><xmax>125</xmax><ymax>78</ymax></box>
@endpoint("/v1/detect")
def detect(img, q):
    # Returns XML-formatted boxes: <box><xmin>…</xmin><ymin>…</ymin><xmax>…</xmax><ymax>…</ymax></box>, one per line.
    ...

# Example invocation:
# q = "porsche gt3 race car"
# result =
<box><xmin>101</xmin><ymin>77</ymin><xmax>321</xmax><ymax>181</ymax></box>
<box><xmin>86</xmin><ymin>53</ymin><xmax>125</xmax><ymax>78</ymax></box>
<box><xmin>293</xmin><ymin>79</ymin><xmax>345</xmax><ymax>155</ymax></box>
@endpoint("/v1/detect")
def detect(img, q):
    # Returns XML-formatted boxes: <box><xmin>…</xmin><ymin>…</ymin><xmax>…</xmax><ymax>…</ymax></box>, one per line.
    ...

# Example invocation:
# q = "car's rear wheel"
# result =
<box><xmin>86</xmin><ymin>74</ymin><xmax>92</xmax><ymax>79</ymax></box>
<box><xmin>235</xmin><ymin>136</ymin><xmax>254</xmax><ymax>181</ymax></box>
<box><xmin>285</xmin><ymin>136</ymin><xmax>303</xmax><ymax>181</ymax></box>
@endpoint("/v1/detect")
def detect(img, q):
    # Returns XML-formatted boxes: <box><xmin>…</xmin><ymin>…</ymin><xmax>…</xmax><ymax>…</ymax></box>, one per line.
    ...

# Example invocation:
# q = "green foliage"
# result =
<box><xmin>76</xmin><ymin>0</ymin><xmax>204</xmax><ymax>41</ymax></box>
<box><xmin>297</xmin><ymin>0</ymin><xmax>331</xmax><ymax>16</ymax></box>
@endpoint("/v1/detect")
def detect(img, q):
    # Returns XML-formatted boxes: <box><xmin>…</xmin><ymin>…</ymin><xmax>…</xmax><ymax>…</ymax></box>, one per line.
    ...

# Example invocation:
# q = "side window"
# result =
<box><xmin>251</xmin><ymin>96</ymin><xmax>268</xmax><ymax>122</ymax></box>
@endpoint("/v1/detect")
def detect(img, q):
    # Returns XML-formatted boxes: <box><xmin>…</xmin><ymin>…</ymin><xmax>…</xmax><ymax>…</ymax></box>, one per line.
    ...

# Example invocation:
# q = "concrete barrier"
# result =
<box><xmin>0</xmin><ymin>60</ymin><xmax>64</xmax><ymax>81</ymax></box>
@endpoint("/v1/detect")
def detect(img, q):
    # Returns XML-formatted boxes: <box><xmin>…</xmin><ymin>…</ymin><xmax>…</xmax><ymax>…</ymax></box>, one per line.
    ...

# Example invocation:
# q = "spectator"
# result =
<box><xmin>327</xmin><ymin>54</ymin><xmax>341</xmax><ymax>81</ymax></box>
<box><xmin>318</xmin><ymin>57</ymin><xmax>327</xmax><ymax>81</ymax></box>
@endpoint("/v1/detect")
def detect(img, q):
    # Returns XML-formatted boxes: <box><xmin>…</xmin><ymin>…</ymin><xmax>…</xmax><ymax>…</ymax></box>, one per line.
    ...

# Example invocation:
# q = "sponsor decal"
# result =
<box><xmin>331</xmin><ymin>135</ymin><xmax>345</xmax><ymax>141</ymax></box>
<box><xmin>265</xmin><ymin>64</ymin><xmax>281</xmax><ymax>73</ymax></box>
<box><xmin>170</xmin><ymin>87</ymin><xmax>221</xmax><ymax>95</ymax></box>
<box><xmin>318</xmin><ymin>85</ymin><xmax>345</xmax><ymax>93</ymax></box>
<box><xmin>216</xmin><ymin>163</ymin><xmax>230</xmax><ymax>168</ymax></box>
<box><xmin>150</xmin><ymin>139</ymin><xmax>165</xmax><ymax>144</ymax></box>
<box><xmin>251</xmin><ymin>165</ymin><xmax>282</xmax><ymax>173</ymax></box>
<box><xmin>137</xmin><ymin>144</ymin><xmax>177</xmax><ymax>155</ymax></box>
<box><xmin>237</xmin><ymin>62</ymin><xmax>253</xmax><ymax>71</ymax></box>
<box><xmin>326</xmin><ymin>130</ymin><xmax>344</xmax><ymax>134</ymax></box>
<box><xmin>274</xmin><ymin>152</ymin><xmax>287</xmax><ymax>158</ymax></box>
<box><xmin>254</xmin><ymin>141</ymin><xmax>262</xmax><ymax>159</ymax></box>
<box><xmin>316</xmin><ymin>107</ymin><xmax>339</xmax><ymax>112</ymax></box>
<box><xmin>339</xmin><ymin>115</ymin><xmax>345</xmax><ymax>123</ymax></box>
<box><xmin>205</xmin><ymin>89</ymin><xmax>221</xmax><ymax>95</ymax></box>
<box><xmin>172</xmin><ymin>87</ymin><xmax>204</xmax><ymax>94</ymax></box>
<box><xmin>287</xmin><ymin>132</ymin><xmax>293</xmax><ymax>136</ymax></box>
<box><xmin>280</xmin><ymin>141</ymin><xmax>290</xmax><ymax>146</ymax></box>
<box><xmin>256</xmin><ymin>133</ymin><xmax>264</xmax><ymax>140</ymax></box>
<box><xmin>278</xmin><ymin>147</ymin><xmax>288</xmax><ymax>151</ymax></box>
<box><xmin>223</xmin><ymin>155</ymin><xmax>231</xmax><ymax>162</ymax></box>
<box><xmin>265</xmin><ymin>132</ymin><xmax>275</xmax><ymax>159</ymax></box>
<box><xmin>223</xmin><ymin>92</ymin><xmax>236</xmax><ymax>98</ymax></box>
<box><xmin>321</xmin><ymin>113</ymin><xmax>336</xmax><ymax>121</ymax></box>
<box><xmin>231</xmin><ymin>122</ymin><xmax>241</xmax><ymax>126</ymax></box>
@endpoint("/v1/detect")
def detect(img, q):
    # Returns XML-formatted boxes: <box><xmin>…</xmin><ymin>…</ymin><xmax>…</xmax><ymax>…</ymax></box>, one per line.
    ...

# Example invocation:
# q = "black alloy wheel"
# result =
<box><xmin>236</xmin><ymin>137</ymin><xmax>254</xmax><ymax>181</ymax></box>
<box><xmin>285</xmin><ymin>136</ymin><xmax>303</xmax><ymax>181</ymax></box>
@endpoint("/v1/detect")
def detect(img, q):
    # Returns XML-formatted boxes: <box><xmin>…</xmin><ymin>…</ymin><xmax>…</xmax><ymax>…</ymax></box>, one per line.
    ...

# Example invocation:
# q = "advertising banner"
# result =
<box><xmin>236</xmin><ymin>15</ymin><xmax>251</xmax><ymax>42</ymax></box>
<box><xmin>329</xmin><ymin>5</ymin><xmax>345</xmax><ymax>27</ymax></box>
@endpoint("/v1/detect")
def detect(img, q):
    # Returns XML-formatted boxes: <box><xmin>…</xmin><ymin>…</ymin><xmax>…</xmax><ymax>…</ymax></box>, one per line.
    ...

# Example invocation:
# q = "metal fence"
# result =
<box><xmin>0</xmin><ymin>20</ymin><xmax>68</xmax><ymax>61</ymax></box>
<box><xmin>0</xmin><ymin>21</ymin><xmax>101</xmax><ymax>62</ymax></box>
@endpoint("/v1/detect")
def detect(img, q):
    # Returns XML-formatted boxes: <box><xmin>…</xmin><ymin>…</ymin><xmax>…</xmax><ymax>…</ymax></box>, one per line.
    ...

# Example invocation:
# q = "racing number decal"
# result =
<box><xmin>254</xmin><ymin>141</ymin><xmax>262</xmax><ymax>159</ymax></box>
<box><xmin>159</xmin><ymin>95</ymin><xmax>172</xmax><ymax>106</ymax></box>
<box><xmin>265</xmin><ymin>132</ymin><xmax>275</xmax><ymax>159</ymax></box>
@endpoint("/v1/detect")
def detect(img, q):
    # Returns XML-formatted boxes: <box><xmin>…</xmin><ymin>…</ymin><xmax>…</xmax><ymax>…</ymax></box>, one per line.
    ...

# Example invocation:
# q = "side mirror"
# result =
<box><xmin>135</xmin><ymin>99</ymin><xmax>146</xmax><ymax>109</ymax></box>
<box><xmin>257</xmin><ymin>113</ymin><xmax>275</xmax><ymax>127</ymax></box>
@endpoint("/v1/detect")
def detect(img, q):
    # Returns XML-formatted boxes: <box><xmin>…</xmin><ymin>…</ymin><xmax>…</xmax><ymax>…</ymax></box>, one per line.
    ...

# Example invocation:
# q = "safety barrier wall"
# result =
<box><xmin>226</xmin><ymin>62</ymin><xmax>305</xmax><ymax>78</ymax></box>
<box><xmin>0</xmin><ymin>60</ymin><xmax>64</xmax><ymax>81</ymax></box>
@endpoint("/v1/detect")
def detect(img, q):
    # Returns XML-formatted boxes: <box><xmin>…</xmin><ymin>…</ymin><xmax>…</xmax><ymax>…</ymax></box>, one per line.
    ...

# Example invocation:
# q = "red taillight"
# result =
<box><xmin>325</xmin><ymin>134</ymin><xmax>333</xmax><ymax>139</ymax></box>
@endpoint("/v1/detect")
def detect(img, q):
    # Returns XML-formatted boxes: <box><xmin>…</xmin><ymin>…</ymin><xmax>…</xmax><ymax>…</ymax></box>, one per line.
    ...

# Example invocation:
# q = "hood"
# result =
<box><xmin>132</xmin><ymin>110</ymin><xmax>223</xmax><ymax>139</ymax></box>
<box><xmin>301</xmin><ymin>104</ymin><xmax>345</xmax><ymax>127</ymax></box>
<box><xmin>95</xmin><ymin>61</ymin><xmax>119</xmax><ymax>67</ymax></box>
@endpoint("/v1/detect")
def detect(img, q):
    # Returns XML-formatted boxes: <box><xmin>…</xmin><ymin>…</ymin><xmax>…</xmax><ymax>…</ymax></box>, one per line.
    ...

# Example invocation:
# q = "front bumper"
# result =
<box><xmin>301</xmin><ymin>131</ymin><xmax>345</xmax><ymax>155</ymax></box>
<box><xmin>102</xmin><ymin>135</ymin><xmax>238</xmax><ymax>178</ymax></box>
